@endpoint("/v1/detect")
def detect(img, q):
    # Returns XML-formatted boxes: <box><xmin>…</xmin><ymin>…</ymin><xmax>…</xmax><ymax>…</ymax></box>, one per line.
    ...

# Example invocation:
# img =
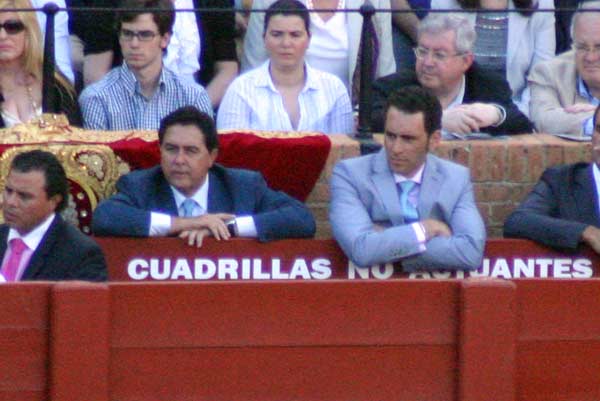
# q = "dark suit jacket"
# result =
<box><xmin>0</xmin><ymin>215</ymin><xmax>107</xmax><ymax>281</ymax></box>
<box><xmin>503</xmin><ymin>163</ymin><xmax>600</xmax><ymax>250</ymax></box>
<box><xmin>92</xmin><ymin>164</ymin><xmax>316</xmax><ymax>241</ymax></box>
<box><xmin>371</xmin><ymin>64</ymin><xmax>534</xmax><ymax>135</ymax></box>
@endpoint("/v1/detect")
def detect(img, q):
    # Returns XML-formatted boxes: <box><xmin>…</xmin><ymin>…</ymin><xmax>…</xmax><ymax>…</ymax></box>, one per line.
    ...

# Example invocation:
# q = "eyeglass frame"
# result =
<box><xmin>119</xmin><ymin>29</ymin><xmax>160</xmax><ymax>42</ymax></box>
<box><xmin>0</xmin><ymin>19</ymin><xmax>26</xmax><ymax>35</ymax></box>
<box><xmin>572</xmin><ymin>43</ymin><xmax>600</xmax><ymax>56</ymax></box>
<box><xmin>413</xmin><ymin>46</ymin><xmax>468</xmax><ymax>63</ymax></box>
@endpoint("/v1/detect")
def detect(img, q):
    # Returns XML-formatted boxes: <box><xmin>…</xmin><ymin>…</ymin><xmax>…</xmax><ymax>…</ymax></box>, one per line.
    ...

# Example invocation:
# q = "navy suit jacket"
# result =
<box><xmin>0</xmin><ymin>215</ymin><xmax>107</xmax><ymax>281</ymax></box>
<box><xmin>371</xmin><ymin>64</ymin><xmax>534</xmax><ymax>135</ymax></box>
<box><xmin>92</xmin><ymin>164</ymin><xmax>316</xmax><ymax>241</ymax></box>
<box><xmin>504</xmin><ymin>163</ymin><xmax>600</xmax><ymax>250</ymax></box>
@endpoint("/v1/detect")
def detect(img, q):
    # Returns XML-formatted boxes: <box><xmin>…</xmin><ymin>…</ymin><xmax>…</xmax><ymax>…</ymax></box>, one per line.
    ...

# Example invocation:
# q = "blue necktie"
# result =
<box><xmin>182</xmin><ymin>198</ymin><xmax>196</xmax><ymax>217</ymax></box>
<box><xmin>399</xmin><ymin>181</ymin><xmax>419</xmax><ymax>223</ymax></box>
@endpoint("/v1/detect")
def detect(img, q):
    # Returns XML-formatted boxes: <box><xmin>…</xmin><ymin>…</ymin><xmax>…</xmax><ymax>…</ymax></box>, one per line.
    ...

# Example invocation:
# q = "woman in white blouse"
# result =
<box><xmin>242</xmin><ymin>0</ymin><xmax>395</xmax><ymax>97</ymax></box>
<box><xmin>217</xmin><ymin>0</ymin><xmax>353</xmax><ymax>133</ymax></box>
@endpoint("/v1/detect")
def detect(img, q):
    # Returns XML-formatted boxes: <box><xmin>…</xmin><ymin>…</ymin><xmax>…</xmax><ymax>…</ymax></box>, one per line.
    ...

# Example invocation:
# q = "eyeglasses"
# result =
<box><xmin>120</xmin><ymin>29</ymin><xmax>158</xmax><ymax>42</ymax></box>
<box><xmin>573</xmin><ymin>43</ymin><xmax>600</xmax><ymax>56</ymax></box>
<box><xmin>0</xmin><ymin>20</ymin><xmax>25</xmax><ymax>35</ymax></box>
<box><xmin>413</xmin><ymin>46</ymin><xmax>466</xmax><ymax>63</ymax></box>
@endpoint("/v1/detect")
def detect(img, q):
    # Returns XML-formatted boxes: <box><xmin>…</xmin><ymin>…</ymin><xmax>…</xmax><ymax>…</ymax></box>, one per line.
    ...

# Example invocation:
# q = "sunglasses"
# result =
<box><xmin>0</xmin><ymin>20</ymin><xmax>25</xmax><ymax>35</ymax></box>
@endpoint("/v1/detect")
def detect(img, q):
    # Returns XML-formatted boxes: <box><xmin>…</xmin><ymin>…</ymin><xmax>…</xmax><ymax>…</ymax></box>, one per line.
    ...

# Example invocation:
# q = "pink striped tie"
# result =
<box><xmin>2</xmin><ymin>238</ymin><xmax>28</xmax><ymax>282</ymax></box>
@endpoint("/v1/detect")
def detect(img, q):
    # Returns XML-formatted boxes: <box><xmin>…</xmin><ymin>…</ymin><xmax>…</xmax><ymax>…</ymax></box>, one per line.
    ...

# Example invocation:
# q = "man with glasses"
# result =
<box><xmin>78</xmin><ymin>0</ymin><xmax>212</xmax><ymax>130</ymax></box>
<box><xmin>372</xmin><ymin>13</ymin><xmax>533</xmax><ymax>136</ymax></box>
<box><xmin>529</xmin><ymin>1</ymin><xmax>600</xmax><ymax>137</ymax></box>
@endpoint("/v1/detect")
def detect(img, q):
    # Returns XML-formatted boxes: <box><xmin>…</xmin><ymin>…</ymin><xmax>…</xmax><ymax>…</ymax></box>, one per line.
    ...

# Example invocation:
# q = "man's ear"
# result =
<box><xmin>161</xmin><ymin>32</ymin><xmax>172</xmax><ymax>49</ymax></box>
<box><xmin>209</xmin><ymin>149</ymin><xmax>219</xmax><ymax>166</ymax></box>
<box><xmin>428</xmin><ymin>130</ymin><xmax>442</xmax><ymax>151</ymax></box>
<box><xmin>50</xmin><ymin>194</ymin><xmax>63</xmax><ymax>211</ymax></box>
<box><xmin>461</xmin><ymin>52</ymin><xmax>474</xmax><ymax>73</ymax></box>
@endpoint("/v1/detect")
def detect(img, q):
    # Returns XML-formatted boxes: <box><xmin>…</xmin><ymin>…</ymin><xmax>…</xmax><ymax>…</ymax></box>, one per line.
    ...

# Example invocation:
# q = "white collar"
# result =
<box><xmin>7</xmin><ymin>213</ymin><xmax>56</xmax><ymax>251</ymax></box>
<box><xmin>393</xmin><ymin>162</ymin><xmax>426</xmax><ymax>184</ymax></box>
<box><xmin>170</xmin><ymin>175</ymin><xmax>210</xmax><ymax>212</ymax></box>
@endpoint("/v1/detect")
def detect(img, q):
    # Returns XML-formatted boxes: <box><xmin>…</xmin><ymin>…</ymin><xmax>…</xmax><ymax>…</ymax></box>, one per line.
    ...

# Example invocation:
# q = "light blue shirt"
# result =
<box><xmin>577</xmin><ymin>77</ymin><xmax>600</xmax><ymax>136</ymax></box>
<box><xmin>79</xmin><ymin>63</ymin><xmax>212</xmax><ymax>131</ymax></box>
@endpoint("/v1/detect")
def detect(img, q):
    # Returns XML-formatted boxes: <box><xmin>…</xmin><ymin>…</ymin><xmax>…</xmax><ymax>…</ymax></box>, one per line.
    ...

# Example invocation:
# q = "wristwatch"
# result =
<box><xmin>226</xmin><ymin>219</ymin><xmax>238</xmax><ymax>237</ymax></box>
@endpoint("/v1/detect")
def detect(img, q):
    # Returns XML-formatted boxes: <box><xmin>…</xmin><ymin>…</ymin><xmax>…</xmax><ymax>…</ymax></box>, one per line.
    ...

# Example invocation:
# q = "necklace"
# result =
<box><xmin>26</xmin><ymin>84</ymin><xmax>39</xmax><ymax>114</ymax></box>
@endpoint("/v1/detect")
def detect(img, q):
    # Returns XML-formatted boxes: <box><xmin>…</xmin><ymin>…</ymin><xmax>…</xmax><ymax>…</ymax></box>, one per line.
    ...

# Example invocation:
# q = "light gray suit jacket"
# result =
<box><xmin>241</xmin><ymin>0</ymin><xmax>395</xmax><ymax>88</ymax></box>
<box><xmin>329</xmin><ymin>150</ymin><xmax>486</xmax><ymax>270</ymax></box>
<box><xmin>528</xmin><ymin>50</ymin><xmax>593</xmax><ymax>136</ymax></box>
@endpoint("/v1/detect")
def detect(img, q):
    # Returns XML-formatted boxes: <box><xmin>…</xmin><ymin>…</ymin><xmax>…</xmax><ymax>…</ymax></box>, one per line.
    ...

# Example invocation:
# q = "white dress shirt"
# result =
<box><xmin>217</xmin><ymin>61</ymin><xmax>353</xmax><ymax>134</ymax></box>
<box><xmin>164</xmin><ymin>0</ymin><xmax>201</xmax><ymax>84</ymax></box>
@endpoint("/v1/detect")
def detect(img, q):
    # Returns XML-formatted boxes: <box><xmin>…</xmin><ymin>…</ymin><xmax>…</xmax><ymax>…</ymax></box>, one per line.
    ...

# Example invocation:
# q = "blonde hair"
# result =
<box><xmin>0</xmin><ymin>0</ymin><xmax>44</xmax><ymax>81</ymax></box>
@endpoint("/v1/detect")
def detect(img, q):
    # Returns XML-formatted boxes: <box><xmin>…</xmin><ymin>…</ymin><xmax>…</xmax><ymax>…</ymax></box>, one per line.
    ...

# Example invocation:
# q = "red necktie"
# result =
<box><xmin>2</xmin><ymin>238</ymin><xmax>28</xmax><ymax>282</ymax></box>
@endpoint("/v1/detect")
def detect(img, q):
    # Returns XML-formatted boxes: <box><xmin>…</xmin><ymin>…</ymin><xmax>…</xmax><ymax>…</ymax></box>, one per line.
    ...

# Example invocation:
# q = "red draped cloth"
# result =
<box><xmin>0</xmin><ymin>117</ymin><xmax>332</xmax><ymax>231</ymax></box>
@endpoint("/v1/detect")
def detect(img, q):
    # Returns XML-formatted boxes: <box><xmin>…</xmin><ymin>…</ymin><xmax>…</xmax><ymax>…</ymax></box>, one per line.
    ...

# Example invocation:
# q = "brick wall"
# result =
<box><xmin>307</xmin><ymin>134</ymin><xmax>591</xmax><ymax>238</ymax></box>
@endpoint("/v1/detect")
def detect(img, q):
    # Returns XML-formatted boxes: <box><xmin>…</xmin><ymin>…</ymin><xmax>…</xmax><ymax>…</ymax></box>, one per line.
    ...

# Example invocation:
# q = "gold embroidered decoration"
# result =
<box><xmin>0</xmin><ymin>144</ymin><xmax>129</xmax><ymax>231</ymax></box>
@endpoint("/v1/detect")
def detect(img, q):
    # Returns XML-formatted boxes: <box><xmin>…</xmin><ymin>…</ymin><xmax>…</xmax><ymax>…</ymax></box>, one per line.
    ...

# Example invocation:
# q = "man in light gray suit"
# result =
<box><xmin>329</xmin><ymin>86</ymin><xmax>486</xmax><ymax>270</ymax></box>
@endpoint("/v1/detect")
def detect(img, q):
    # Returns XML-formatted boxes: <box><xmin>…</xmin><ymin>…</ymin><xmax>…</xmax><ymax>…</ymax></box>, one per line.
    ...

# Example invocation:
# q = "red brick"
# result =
<box><xmin>563</xmin><ymin>141</ymin><xmax>587</xmax><ymax>164</ymax></box>
<box><xmin>507</xmin><ymin>143</ymin><xmax>529</xmax><ymax>182</ymax></box>
<box><xmin>469</xmin><ymin>144</ymin><xmax>488</xmax><ymax>181</ymax></box>
<box><xmin>489</xmin><ymin>203</ymin><xmax>516</xmax><ymax>226</ymax></box>
<box><xmin>306</xmin><ymin>182</ymin><xmax>330</xmax><ymax>203</ymax></box>
<box><xmin>486</xmin><ymin>142</ymin><xmax>507</xmax><ymax>181</ymax></box>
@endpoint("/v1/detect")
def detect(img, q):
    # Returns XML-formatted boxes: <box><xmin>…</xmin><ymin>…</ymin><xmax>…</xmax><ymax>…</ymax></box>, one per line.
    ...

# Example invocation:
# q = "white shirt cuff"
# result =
<box><xmin>149</xmin><ymin>212</ymin><xmax>172</xmax><ymax>237</ymax></box>
<box><xmin>235</xmin><ymin>216</ymin><xmax>258</xmax><ymax>238</ymax></box>
<box><xmin>583</xmin><ymin>116</ymin><xmax>595</xmax><ymax>136</ymax></box>
<box><xmin>411</xmin><ymin>222</ymin><xmax>427</xmax><ymax>252</ymax></box>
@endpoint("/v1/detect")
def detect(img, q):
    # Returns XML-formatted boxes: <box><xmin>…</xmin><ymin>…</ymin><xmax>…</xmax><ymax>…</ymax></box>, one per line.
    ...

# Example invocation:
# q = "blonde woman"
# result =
<box><xmin>0</xmin><ymin>0</ymin><xmax>80</xmax><ymax>128</ymax></box>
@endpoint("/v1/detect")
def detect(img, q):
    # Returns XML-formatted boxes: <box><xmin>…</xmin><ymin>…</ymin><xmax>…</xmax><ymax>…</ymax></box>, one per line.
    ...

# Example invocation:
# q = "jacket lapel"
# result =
<box><xmin>371</xmin><ymin>149</ymin><xmax>404</xmax><ymax>225</ymax></box>
<box><xmin>418</xmin><ymin>154</ymin><xmax>442</xmax><ymax>219</ymax></box>
<box><xmin>20</xmin><ymin>215</ymin><xmax>61</xmax><ymax>280</ymax></box>
<box><xmin>574</xmin><ymin>165</ymin><xmax>600</xmax><ymax>226</ymax></box>
<box><xmin>207</xmin><ymin>168</ymin><xmax>234</xmax><ymax>213</ymax></box>
<box><xmin>155</xmin><ymin>171</ymin><xmax>179</xmax><ymax>215</ymax></box>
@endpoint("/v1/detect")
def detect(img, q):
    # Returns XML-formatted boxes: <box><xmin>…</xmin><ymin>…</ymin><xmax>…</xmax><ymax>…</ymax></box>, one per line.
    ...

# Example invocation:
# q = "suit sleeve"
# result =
<box><xmin>528</xmin><ymin>60</ymin><xmax>592</xmax><ymax>136</ymax></box>
<box><xmin>329</xmin><ymin>162</ymin><xmax>425</xmax><ymax>267</ymax></box>
<box><xmin>504</xmin><ymin>171</ymin><xmax>588</xmax><ymax>249</ymax></box>
<box><xmin>69</xmin><ymin>242</ymin><xmax>108</xmax><ymax>282</ymax></box>
<box><xmin>250</xmin><ymin>174</ymin><xmax>316</xmax><ymax>241</ymax></box>
<box><xmin>401</xmin><ymin>176</ymin><xmax>486</xmax><ymax>271</ymax></box>
<box><xmin>92</xmin><ymin>174</ymin><xmax>153</xmax><ymax>237</ymax></box>
<box><xmin>478</xmin><ymin>72</ymin><xmax>534</xmax><ymax>135</ymax></box>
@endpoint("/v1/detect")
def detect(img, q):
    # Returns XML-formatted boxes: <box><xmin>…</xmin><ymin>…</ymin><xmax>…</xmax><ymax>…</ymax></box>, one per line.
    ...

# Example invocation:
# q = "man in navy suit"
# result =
<box><xmin>0</xmin><ymin>150</ymin><xmax>107</xmax><ymax>282</ymax></box>
<box><xmin>92</xmin><ymin>106</ymin><xmax>315</xmax><ymax>247</ymax></box>
<box><xmin>329</xmin><ymin>86</ymin><xmax>486</xmax><ymax>270</ymax></box>
<box><xmin>504</xmin><ymin>105</ymin><xmax>600</xmax><ymax>252</ymax></box>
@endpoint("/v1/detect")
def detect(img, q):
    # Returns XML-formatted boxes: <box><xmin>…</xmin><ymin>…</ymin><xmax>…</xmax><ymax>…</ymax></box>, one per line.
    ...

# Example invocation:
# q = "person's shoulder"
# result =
<box><xmin>542</xmin><ymin>162</ymin><xmax>589</xmax><ymax>182</ymax></box>
<box><xmin>118</xmin><ymin>166</ymin><xmax>163</xmax><ymax>185</ymax></box>
<box><xmin>53</xmin><ymin>217</ymin><xmax>102</xmax><ymax>251</ymax></box>
<box><xmin>306</xmin><ymin>64</ymin><xmax>347</xmax><ymax>90</ymax></box>
<box><xmin>531</xmin><ymin>51</ymin><xmax>574</xmax><ymax>77</ymax></box>
<box><xmin>428</xmin><ymin>154</ymin><xmax>471</xmax><ymax>178</ymax></box>
<box><xmin>79</xmin><ymin>67</ymin><xmax>124</xmax><ymax>99</ymax></box>
<box><xmin>334</xmin><ymin>152</ymin><xmax>379</xmax><ymax>178</ymax></box>
<box><xmin>214</xmin><ymin>164</ymin><xmax>263</xmax><ymax>182</ymax></box>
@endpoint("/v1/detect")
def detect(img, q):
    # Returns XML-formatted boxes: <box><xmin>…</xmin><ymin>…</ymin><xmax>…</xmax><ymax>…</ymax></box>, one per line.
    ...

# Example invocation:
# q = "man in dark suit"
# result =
<box><xmin>0</xmin><ymin>150</ymin><xmax>107</xmax><ymax>282</ymax></box>
<box><xmin>92</xmin><ymin>106</ymin><xmax>316</xmax><ymax>247</ymax></box>
<box><xmin>504</xmin><ymin>105</ymin><xmax>600</xmax><ymax>252</ymax></box>
<box><xmin>371</xmin><ymin>13</ymin><xmax>533</xmax><ymax>136</ymax></box>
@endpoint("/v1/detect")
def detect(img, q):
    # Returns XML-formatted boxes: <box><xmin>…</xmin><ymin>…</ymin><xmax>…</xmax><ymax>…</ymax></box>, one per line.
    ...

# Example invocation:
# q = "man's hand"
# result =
<box><xmin>581</xmin><ymin>225</ymin><xmax>600</xmax><ymax>253</ymax></box>
<box><xmin>421</xmin><ymin>219</ymin><xmax>452</xmax><ymax>241</ymax></box>
<box><xmin>564</xmin><ymin>103</ymin><xmax>597</xmax><ymax>114</ymax></box>
<box><xmin>179</xmin><ymin>228</ymin><xmax>213</xmax><ymax>248</ymax></box>
<box><xmin>442</xmin><ymin>106</ymin><xmax>481</xmax><ymax>134</ymax></box>
<box><xmin>463</xmin><ymin>103</ymin><xmax>502</xmax><ymax>127</ymax></box>
<box><xmin>171</xmin><ymin>213</ymin><xmax>235</xmax><ymax>239</ymax></box>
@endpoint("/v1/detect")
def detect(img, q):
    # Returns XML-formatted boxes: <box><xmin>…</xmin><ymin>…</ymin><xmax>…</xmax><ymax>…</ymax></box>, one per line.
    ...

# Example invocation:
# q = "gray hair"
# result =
<box><xmin>571</xmin><ymin>1</ymin><xmax>600</xmax><ymax>41</ymax></box>
<box><xmin>417</xmin><ymin>13</ymin><xmax>476</xmax><ymax>53</ymax></box>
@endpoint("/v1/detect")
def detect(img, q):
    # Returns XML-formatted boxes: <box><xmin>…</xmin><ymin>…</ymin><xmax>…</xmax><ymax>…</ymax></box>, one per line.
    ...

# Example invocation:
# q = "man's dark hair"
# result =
<box><xmin>263</xmin><ymin>0</ymin><xmax>310</xmax><ymax>36</ymax></box>
<box><xmin>386</xmin><ymin>86</ymin><xmax>442</xmax><ymax>136</ymax></box>
<box><xmin>10</xmin><ymin>150</ymin><xmax>69</xmax><ymax>212</ymax></box>
<box><xmin>158</xmin><ymin>106</ymin><xmax>219</xmax><ymax>152</ymax></box>
<box><xmin>117</xmin><ymin>0</ymin><xmax>175</xmax><ymax>35</ymax></box>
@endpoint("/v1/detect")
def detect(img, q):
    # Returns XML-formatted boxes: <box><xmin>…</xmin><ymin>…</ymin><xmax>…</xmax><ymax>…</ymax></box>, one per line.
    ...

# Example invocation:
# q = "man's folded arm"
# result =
<box><xmin>402</xmin><ymin>180</ymin><xmax>486</xmax><ymax>271</ymax></box>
